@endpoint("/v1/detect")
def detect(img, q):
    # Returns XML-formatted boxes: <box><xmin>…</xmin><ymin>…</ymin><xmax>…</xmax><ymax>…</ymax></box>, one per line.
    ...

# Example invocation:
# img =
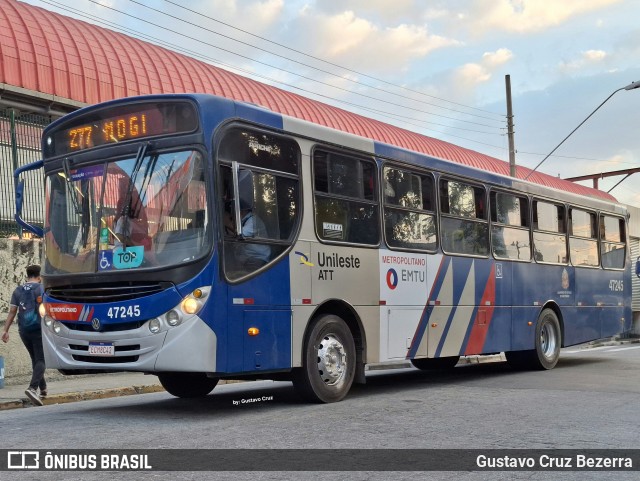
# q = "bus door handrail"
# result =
<box><xmin>14</xmin><ymin>159</ymin><xmax>45</xmax><ymax>237</ymax></box>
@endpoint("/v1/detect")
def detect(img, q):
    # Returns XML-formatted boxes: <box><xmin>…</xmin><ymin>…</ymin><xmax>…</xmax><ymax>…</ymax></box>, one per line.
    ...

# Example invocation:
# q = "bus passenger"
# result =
<box><xmin>224</xmin><ymin>203</ymin><xmax>271</xmax><ymax>270</ymax></box>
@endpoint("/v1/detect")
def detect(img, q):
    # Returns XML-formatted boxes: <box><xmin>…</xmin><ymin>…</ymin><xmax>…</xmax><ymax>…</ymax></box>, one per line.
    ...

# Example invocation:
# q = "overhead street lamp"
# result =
<box><xmin>524</xmin><ymin>80</ymin><xmax>640</xmax><ymax>180</ymax></box>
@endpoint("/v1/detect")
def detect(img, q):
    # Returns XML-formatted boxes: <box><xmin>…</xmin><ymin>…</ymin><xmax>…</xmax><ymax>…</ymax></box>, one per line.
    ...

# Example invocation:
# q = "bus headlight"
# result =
<box><xmin>179</xmin><ymin>286</ymin><xmax>210</xmax><ymax>316</ymax></box>
<box><xmin>166</xmin><ymin>310</ymin><xmax>181</xmax><ymax>326</ymax></box>
<box><xmin>181</xmin><ymin>298</ymin><xmax>200</xmax><ymax>315</ymax></box>
<box><xmin>44</xmin><ymin>316</ymin><xmax>53</xmax><ymax>328</ymax></box>
<box><xmin>148</xmin><ymin>318</ymin><xmax>161</xmax><ymax>334</ymax></box>
<box><xmin>53</xmin><ymin>321</ymin><xmax>62</xmax><ymax>334</ymax></box>
<box><xmin>39</xmin><ymin>303</ymin><xmax>46</xmax><ymax>317</ymax></box>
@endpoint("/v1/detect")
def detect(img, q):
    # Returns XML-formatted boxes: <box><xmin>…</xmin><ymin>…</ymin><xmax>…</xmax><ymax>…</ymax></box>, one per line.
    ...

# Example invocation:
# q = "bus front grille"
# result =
<box><xmin>62</xmin><ymin>320</ymin><xmax>146</xmax><ymax>332</ymax></box>
<box><xmin>48</xmin><ymin>282</ymin><xmax>173</xmax><ymax>303</ymax></box>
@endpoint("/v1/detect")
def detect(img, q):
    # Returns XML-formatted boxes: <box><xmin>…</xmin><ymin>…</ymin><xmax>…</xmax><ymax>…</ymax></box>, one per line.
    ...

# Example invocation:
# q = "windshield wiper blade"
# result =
<box><xmin>80</xmin><ymin>180</ymin><xmax>90</xmax><ymax>248</ymax></box>
<box><xmin>120</xmin><ymin>142</ymin><xmax>150</xmax><ymax>249</ymax></box>
<box><xmin>62</xmin><ymin>157</ymin><xmax>82</xmax><ymax>214</ymax></box>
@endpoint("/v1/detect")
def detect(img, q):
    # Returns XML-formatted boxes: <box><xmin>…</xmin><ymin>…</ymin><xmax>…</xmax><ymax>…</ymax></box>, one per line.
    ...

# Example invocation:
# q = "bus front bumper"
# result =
<box><xmin>41</xmin><ymin>316</ymin><xmax>217</xmax><ymax>373</ymax></box>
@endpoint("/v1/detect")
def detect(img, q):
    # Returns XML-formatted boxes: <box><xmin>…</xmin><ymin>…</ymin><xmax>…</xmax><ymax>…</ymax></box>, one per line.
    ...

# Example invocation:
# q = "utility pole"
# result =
<box><xmin>505</xmin><ymin>75</ymin><xmax>516</xmax><ymax>177</ymax></box>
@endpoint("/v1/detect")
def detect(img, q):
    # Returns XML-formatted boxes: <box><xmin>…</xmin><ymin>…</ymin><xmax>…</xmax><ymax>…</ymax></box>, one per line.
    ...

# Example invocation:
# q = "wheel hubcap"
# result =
<box><xmin>316</xmin><ymin>334</ymin><xmax>347</xmax><ymax>386</ymax></box>
<box><xmin>540</xmin><ymin>320</ymin><xmax>558</xmax><ymax>360</ymax></box>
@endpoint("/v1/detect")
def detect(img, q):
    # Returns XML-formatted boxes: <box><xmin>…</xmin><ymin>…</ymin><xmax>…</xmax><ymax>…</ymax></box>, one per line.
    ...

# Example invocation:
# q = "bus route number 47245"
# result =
<box><xmin>107</xmin><ymin>305</ymin><xmax>141</xmax><ymax>319</ymax></box>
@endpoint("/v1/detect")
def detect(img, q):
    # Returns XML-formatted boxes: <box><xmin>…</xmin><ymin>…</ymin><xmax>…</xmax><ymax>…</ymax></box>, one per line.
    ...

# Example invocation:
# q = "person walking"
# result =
<box><xmin>1</xmin><ymin>265</ymin><xmax>47</xmax><ymax>406</ymax></box>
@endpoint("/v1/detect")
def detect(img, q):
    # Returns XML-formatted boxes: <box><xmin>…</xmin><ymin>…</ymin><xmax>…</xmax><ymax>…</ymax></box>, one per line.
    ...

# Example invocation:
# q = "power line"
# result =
<box><xmin>54</xmin><ymin>0</ymin><xmax>640</xmax><ymax>163</ymax></box>
<box><xmin>79</xmin><ymin>0</ymin><xmax>502</xmax><ymax>131</ymax></box>
<box><xmin>159</xmin><ymin>0</ymin><xmax>504</xmax><ymax>120</ymax></box>
<box><xmin>517</xmin><ymin>151</ymin><xmax>639</xmax><ymax>165</ymax></box>
<box><xmin>35</xmin><ymin>0</ymin><xmax>504</xmax><ymax>148</ymax></box>
<box><xmin>129</xmin><ymin>0</ymin><xmax>505</xmax><ymax>124</ymax></box>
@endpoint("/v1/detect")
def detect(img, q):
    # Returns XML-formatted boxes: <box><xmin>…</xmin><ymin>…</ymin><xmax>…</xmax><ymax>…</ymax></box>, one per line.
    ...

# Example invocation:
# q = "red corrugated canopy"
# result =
<box><xmin>0</xmin><ymin>0</ymin><xmax>616</xmax><ymax>202</ymax></box>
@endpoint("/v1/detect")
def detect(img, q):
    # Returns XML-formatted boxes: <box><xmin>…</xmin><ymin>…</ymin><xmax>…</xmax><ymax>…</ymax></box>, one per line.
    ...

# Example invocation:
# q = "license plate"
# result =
<box><xmin>88</xmin><ymin>342</ymin><xmax>115</xmax><ymax>356</ymax></box>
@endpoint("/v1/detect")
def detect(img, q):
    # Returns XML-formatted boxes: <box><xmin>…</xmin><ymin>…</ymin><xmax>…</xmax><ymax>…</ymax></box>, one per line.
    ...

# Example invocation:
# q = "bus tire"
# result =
<box><xmin>292</xmin><ymin>314</ymin><xmax>356</xmax><ymax>403</ymax></box>
<box><xmin>506</xmin><ymin>308</ymin><xmax>561</xmax><ymax>370</ymax></box>
<box><xmin>158</xmin><ymin>372</ymin><xmax>219</xmax><ymax>398</ymax></box>
<box><xmin>410</xmin><ymin>356</ymin><xmax>460</xmax><ymax>370</ymax></box>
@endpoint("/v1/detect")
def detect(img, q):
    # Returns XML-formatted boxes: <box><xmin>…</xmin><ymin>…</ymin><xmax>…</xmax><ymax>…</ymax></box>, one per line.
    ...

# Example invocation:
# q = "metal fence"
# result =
<box><xmin>0</xmin><ymin>109</ymin><xmax>52</xmax><ymax>237</ymax></box>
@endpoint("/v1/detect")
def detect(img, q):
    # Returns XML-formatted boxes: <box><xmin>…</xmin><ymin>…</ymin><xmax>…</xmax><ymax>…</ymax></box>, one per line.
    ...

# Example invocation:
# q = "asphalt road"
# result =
<box><xmin>2</xmin><ymin>344</ymin><xmax>640</xmax><ymax>481</ymax></box>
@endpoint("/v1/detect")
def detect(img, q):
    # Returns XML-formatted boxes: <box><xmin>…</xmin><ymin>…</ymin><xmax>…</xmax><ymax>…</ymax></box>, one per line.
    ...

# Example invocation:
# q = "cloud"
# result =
<box><xmin>293</xmin><ymin>9</ymin><xmax>461</xmax><ymax>74</ymax></box>
<box><xmin>314</xmin><ymin>0</ymin><xmax>417</xmax><ymax>20</ymax></box>
<box><xmin>583</xmin><ymin>49</ymin><xmax>607</xmax><ymax>61</ymax></box>
<box><xmin>195</xmin><ymin>0</ymin><xmax>284</xmax><ymax>33</ymax></box>
<box><xmin>482</xmin><ymin>47</ymin><xmax>514</xmax><ymax>67</ymax></box>
<box><xmin>559</xmin><ymin>49</ymin><xmax>608</xmax><ymax>72</ymax></box>
<box><xmin>466</xmin><ymin>0</ymin><xmax>622</xmax><ymax>34</ymax></box>
<box><xmin>242</xmin><ymin>0</ymin><xmax>284</xmax><ymax>28</ymax></box>
<box><xmin>454</xmin><ymin>48</ymin><xmax>514</xmax><ymax>88</ymax></box>
<box><xmin>456</xmin><ymin>63</ymin><xmax>492</xmax><ymax>85</ymax></box>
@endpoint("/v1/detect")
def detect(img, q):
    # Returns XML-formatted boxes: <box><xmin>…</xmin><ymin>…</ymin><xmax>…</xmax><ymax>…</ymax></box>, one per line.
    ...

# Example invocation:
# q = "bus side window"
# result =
<box><xmin>439</xmin><ymin>178</ymin><xmax>488</xmax><ymax>257</ymax></box>
<box><xmin>569</xmin><ymin>208</ymin><xmax>598</xmax><ymax>267</ymax></box>
<box><xmin>490</xmin><ymin>191</ymin><xmax>531</xmax><ymax>261</ymax></box>
<box><xmin>532</xmin><ymin>200</ymin><xmax>567</xmax><ymax>264</ymax></box>
<box><xmin>383</xmin><ymin>166</ymin><xmax>436</xmax><ymax>251</ymax></box>
<box><xmin>600</xmin><ymin>215</ymin><xmax>626</xmax><ymax>269</ymax></box>
<box><xmin>313</xmin><ymin>149</ymin><xmax>379</xmax><ymax>245</ymax></box>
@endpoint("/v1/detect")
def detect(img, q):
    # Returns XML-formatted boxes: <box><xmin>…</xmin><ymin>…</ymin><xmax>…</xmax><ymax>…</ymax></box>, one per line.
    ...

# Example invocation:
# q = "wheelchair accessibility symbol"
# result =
<box><xmin>99</xmin><ymin>250</ymin><xmax>113</xmax><ymax>271</ymax></box>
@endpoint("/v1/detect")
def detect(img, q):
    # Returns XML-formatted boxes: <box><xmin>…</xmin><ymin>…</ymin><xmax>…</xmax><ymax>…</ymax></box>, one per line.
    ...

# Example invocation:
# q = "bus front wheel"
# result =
<box><xmin>506</xmin><ymin>308</ymin><xmax>561</xmax><ymax>370</ymax></box>
<box><xmin>293</xmin><ymin>314</ymin><xmax>356</xmax><ymax>403</ymax></box>
<box><xmin>158</xmin><ymin>372</ymin><xmax>219</xmax><ymax>398</ymax></box>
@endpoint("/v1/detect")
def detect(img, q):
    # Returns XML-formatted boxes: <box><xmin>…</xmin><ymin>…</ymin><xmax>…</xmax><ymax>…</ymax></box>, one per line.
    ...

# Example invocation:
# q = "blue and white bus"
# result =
<box><xmin>16</xmin><ymin>94</ymin><xmax>631</xmax><ymax>403</ymax></box>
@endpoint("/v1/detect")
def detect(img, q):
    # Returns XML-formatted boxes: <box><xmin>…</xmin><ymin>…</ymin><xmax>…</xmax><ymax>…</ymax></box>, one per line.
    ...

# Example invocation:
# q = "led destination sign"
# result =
<box><xmin>46</xmin><ymin>101</ymin><xmax>198</xmax><ymax>157</ymax></box>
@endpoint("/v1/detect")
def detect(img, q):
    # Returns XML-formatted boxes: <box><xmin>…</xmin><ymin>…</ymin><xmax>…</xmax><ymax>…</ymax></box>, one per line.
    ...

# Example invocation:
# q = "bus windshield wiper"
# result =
<box><xmin>63</xmin><ymin>157</ymin><xmax>92</xmax><ymax>252</ymax></box>
<box><xmin>120</xmin><ymin>142</ymin><xmax>150</xmax><ymax>249</ymax></box>
<box><xmin>62</xmin><ymin>157</ymin><xmax>82</xmax><ymax>214</ymax></box>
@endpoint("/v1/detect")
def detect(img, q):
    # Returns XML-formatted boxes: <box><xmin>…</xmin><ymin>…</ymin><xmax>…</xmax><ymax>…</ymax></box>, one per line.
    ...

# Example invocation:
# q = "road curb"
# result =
<box><xmin>0</xmin><ymin>384</ymin><xmax>165</xmax><ymax>411</ymax></box>
<box><xmin>42</xmin><ymin>384</ymin><xmax>166</xmax><ymax>406</ymax></box>
<box><xmin>0</xmin><ymin>379</ymin><xmax>250</xmax><ymax>411</ymax></box>
<box><xmin>0</xmin><ymin>400</ymin><xmax>25</xmax><ymax>411</ymax></box>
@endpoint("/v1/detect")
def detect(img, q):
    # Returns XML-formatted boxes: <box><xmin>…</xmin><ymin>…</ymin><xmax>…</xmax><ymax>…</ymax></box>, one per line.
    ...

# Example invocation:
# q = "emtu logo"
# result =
<box><xmin>386</xmin><ymin>268</ymin><xmax>398</xmax><ymax>290</ymax></box>
<box><xmin>295</xmin><ymin>251</ymin><xmax>314</xmax><ymax>267</ymax></box>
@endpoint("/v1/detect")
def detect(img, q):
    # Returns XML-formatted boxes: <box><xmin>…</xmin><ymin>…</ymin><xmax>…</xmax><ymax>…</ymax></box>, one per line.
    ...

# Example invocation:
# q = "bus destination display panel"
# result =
<box><xmin>46</xmin><ymin>101</ymin><xmax>198</xmax><ymax>157</ymax></box>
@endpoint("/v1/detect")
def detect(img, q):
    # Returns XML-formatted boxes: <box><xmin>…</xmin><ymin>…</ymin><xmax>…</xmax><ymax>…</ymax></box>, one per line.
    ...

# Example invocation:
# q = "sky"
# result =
<box><xmin>22</xmin><ymin>0</ymin><xmax>640</xmax><ymax>206</ymax></box>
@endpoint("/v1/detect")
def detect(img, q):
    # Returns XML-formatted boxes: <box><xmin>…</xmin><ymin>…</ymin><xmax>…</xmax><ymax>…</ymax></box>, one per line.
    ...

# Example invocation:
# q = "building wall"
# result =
<box><xmin>0</xmin><ymin>238</ymin><xmax>43</xmax><ymax>384</ymax></box>
<box><xmin>0</xmin><ymin>237</ymin><xmax>42</xmax><ymax>312</ymax></box>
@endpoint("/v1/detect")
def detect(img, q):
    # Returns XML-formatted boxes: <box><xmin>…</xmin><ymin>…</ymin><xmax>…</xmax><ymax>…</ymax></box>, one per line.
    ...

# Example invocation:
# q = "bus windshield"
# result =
<box><xmin>44</xmin><ymin>149</ymin><xmax>210</xmax><ymax>274</ymax></box>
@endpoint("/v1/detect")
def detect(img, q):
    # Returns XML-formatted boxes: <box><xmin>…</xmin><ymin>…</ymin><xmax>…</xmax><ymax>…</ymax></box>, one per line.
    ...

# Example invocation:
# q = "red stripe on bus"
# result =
<box><xmin>465</xmin><ymin>264</ymin><xmax>496</xmax><ymax>355</ymax></box>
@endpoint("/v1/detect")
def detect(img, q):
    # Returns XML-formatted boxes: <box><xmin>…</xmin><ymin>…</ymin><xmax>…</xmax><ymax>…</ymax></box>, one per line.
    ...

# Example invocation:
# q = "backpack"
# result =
<box><xmin>17</xmin><ymin>282</ymin><xmax>43</xmax><ymax>332</ymax></box>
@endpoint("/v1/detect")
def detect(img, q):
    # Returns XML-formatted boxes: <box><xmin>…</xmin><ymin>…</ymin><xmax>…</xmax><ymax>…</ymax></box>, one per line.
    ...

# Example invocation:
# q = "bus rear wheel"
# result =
<box><xmin>293</xmin><ymin>314</ymin><xmax>356</xmax><ymax>403</ymax></box>
<box><xmin>506</xmin><ymin>308</ymin><xmax>561</xmax><ymax>370</ymax></box>
<box><xmin>158</xmin><ymin>372</ymin><xmax>219</xmax><ymax>398</ymax></box>
<box><xmin>410</xmin><ymin>356</ymin><xmax>460</xmax><ymax>370</ymax></box>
